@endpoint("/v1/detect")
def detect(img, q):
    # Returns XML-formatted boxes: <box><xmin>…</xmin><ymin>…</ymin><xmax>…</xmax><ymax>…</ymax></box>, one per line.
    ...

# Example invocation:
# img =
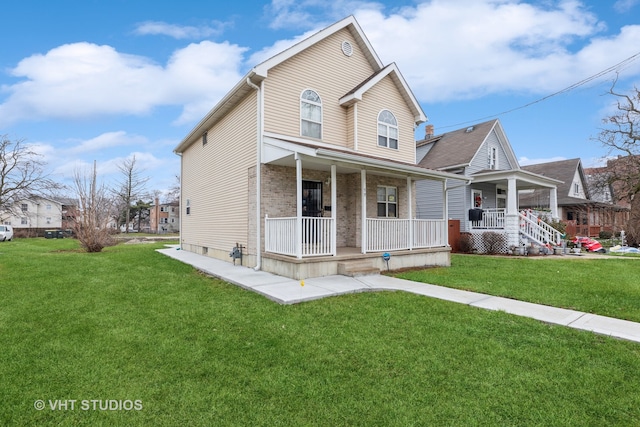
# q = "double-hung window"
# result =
<box><xmin>378</xmin><ymin>110</ymin><xmax>398</xmax><ymax>149</ymax></box>
<box><xmin>377</xmin><ymin>186</ymin><xmax>397</xmax><ymax>217</ymax></box>
<box><xmin>301</xmin><ymin>89</ymin><xmax>322</xmax><ymax>139</ymax></box>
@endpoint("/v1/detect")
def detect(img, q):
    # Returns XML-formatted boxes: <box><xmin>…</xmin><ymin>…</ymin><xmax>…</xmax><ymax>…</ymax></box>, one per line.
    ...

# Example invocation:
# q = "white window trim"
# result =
<box><xmin>377</xmin><ymin>186</ymin><xmax>398</xmax><ymax>218</ymax></box>
<box><xmin>377</xmin><ymin>109</ymin><xmax>399</xmax><ymax>150</ymax></box>
<box><xmin>488</xmin><ymin>145</ymin><xmax>498</xmax><ymax>169</ymax></box>
<box><xmin>300</xmin><ymin>89</ymin><xmax>323</xmax><ymax>140</ymax></box>
<box><xmin>472</xmin><ymin>189</ymin><xmax>483</xmax><ymax>209</ymax></box>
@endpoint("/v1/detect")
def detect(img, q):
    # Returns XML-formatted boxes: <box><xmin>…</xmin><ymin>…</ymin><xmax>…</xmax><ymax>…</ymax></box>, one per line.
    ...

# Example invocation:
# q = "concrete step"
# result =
<box><xmin>337</xmin><ymin>260</ymin><xmax>380</xmax><ymax>277</ymax></box>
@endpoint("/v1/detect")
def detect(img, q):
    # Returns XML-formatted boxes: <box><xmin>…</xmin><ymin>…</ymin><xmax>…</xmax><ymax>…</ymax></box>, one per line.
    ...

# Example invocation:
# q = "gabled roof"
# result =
<box><xmin>416</xmin><ymin>119</ymin><xmax>517</xmax><ymax>171</ymax></box>
<box><xmin>175</xmin><ymin>15</ymin><xmax>389</xmax><ymax>154</ymax></box>
<box><xmin>521</xmin><ymin>158</ymin><xmax>589</xmax><ymax>204</ymax></box>
<box><xmin>339</xmin><ymin>63</ymin><xmax>426</xmax><ymax>123</ymax></box>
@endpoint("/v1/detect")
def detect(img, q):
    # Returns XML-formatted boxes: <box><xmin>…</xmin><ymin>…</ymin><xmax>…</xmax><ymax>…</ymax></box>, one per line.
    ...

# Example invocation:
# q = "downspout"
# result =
<box><xmin>176</xmin><ymin>152</ymin><xmax>183</xmax><ymax>248</ymax></box>
<box><xmin>246</xmin><ymin>77</ymin><xmax>263</xmax><ymax>271</ymax></box>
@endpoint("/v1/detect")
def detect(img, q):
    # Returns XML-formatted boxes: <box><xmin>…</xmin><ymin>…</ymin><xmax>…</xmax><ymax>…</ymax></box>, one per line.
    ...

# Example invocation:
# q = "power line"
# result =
<box><xmin>437</xmin><ymin>49</ymin><xmax>640</xmax><ymax>130</ymax></box>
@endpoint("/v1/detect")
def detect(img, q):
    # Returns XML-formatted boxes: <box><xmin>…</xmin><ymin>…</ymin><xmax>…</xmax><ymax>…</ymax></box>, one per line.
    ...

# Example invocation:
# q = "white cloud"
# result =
<box><xmin>134</xmin><ymin>21</ymin><xmax>228</xmax><ymax>39</ymax></box>
<box><xmin>0</xmin><ymin>41</ymin><xmax>247</xmax><ymax>127</ymax></box>
<box><xmin>69</xmin><ymin>131</ymin><xmax>148</xmax><ymax>154</ymax></box>
<box><xmin>614</xmin><ymin>0</ymin><xmax>640</xmax><ymax>13</ymax></box>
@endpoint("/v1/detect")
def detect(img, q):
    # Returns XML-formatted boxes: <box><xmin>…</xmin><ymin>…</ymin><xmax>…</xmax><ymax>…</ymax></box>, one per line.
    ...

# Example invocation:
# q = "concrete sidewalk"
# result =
<box><xmin>157</xmin><ymin>246</ymin><xmax>640</xmax><ymax>344</ymax></box>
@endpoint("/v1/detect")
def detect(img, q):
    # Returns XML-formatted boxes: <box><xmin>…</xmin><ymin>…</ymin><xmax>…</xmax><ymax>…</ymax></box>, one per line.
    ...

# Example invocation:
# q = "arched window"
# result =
<box><xmin>378</xmin><ymin>110</ymin><xmax>398</xmax><ymax>149</ymax></box>
<box><xmin>301</xmin><ymin>89</ymin><xmax>322</xmax><ymax>139</ymax></box>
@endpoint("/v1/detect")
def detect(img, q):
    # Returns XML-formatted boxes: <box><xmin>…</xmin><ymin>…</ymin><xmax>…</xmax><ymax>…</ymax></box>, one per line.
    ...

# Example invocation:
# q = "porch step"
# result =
<box><xmin>337</xmin><ymin>261</ymin><xmax>380</xmax><ymax>277</ymax></box>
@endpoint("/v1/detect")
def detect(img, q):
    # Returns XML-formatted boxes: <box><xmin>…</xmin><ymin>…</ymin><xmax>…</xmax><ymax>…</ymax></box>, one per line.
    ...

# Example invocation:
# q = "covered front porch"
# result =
<box><xmin>467</xmin><ymin>169</ymin><xmax>564</xmax><ymax>248</ymax></box>
<box><xmin>258</xmin><ymin>137</ymin><xmax>461</xmax><ymax>279</ymax></box>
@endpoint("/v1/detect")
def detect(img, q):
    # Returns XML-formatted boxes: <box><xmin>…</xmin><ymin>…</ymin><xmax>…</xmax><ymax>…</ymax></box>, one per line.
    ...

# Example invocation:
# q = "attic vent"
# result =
<box><xmin>341</xmin><ymin>41</ymin><xmax>353</xmax><ymax>57</ymax></box>
<box><xmin>465</xmin><ymin>126</ymin><xmax>475</xmax><ymax>133</ymax></box>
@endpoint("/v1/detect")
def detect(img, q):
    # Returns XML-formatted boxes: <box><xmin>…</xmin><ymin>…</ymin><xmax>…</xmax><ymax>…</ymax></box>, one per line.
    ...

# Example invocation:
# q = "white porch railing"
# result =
<box><xmin>265</xmin><ymin>216</ymin><xmax>334</xmax><ymax>257</ymax></box>
<box><xmin>265</xmin><ymin>216</ymin><xmax>447</xmax><ymax>257</ymax></box>
<box><xmin>470</xmin><ymin>208</ymin><xmax>506</xmax><ymax>229</ymax></box>
<box><xmin>366</xmin><ymin>218</ymin><xmax>447</xmax><ymax>252</ymax></box>
<box><xmin>519</xmin><ymin>211</ymin><xmax>563</xmax><ymax>245</ymax></box>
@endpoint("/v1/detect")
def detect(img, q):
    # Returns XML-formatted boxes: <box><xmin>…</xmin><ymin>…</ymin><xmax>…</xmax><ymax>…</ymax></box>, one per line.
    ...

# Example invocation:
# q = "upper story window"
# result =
<box><xmin>377</xmin><ymin>110</ymin><xmax>398</xmax><ymax>149</ymax></box>
<box><xmin>488</xmin><ymin>146</ymin><xmax>498</xmax><ymax>169</ymax></box>
<box><xmin>574</xmin><ymin>183</ymin><xmax>580</xmax><ymax>196</ymax></box>
<box><xmin>21</xmin><ymin>204</ymin><xmax>28</xmax><ymax>212</ymax></box>
<box><xmin>301</xmin><ymin>89</ymin><xmax>322</xmax><ymax>139</ymax></box>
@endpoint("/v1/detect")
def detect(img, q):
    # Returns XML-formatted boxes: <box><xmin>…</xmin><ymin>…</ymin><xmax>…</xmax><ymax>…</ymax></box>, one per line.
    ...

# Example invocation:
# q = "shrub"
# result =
<box><xmin>482</xmin><ymin>232</ymin><xmax>506</xmax><ymax>254</ymax></box>
<box><xmin>458</xmin><ymin>232</ymin><xmax>473</xmax><ymax>254</ymax></box>
<box><xmin>599</xmin><ymin>230</ymin><xmax>613</xmax><ymax>239</ymax></box>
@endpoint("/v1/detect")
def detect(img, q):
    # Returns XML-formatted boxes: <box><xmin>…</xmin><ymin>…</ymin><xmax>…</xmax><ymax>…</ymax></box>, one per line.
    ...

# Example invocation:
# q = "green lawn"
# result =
<box><xmin>2</xmin><ymin>239</ymin><xmax>640</xmax><ymax>426</ymax></box>
<box><xmin>396</xmin><ymin>254</ymin><xmax>640</xmax><ymax>323</ymax></box>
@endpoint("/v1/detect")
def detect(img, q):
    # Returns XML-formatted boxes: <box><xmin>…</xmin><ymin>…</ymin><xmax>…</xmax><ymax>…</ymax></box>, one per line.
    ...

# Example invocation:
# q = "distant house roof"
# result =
<box><xmin>416</xmin><ymin>119</ymin><xmax>502</xmax><ymax>171</ymax></box>
<box><xmin>521</xmin><ymin>158</ymin><xmax>587</xmax><ymax>205</ymax></box>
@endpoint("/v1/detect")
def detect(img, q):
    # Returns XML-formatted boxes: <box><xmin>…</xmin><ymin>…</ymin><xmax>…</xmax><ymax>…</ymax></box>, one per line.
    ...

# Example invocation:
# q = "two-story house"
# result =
<box><xmin>0</xmin><ymin>196</ymin><xmax>63</xmax><ymax>237</ymax></box>
<box><xmin>175</xmin><ymin>16</ymin><xmax>463</xmax><ymax>279</ymax></box>
<box><xmin>150</xmin><ymin>198</ymin><xmax>179</xmax><ymax>234</ymax></box>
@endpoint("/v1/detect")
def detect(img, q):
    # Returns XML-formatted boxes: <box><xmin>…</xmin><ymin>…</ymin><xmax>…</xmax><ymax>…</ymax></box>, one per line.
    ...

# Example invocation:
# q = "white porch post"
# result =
<box><xmin>506</xmin><ymin>177</ymin><xmax>519</xmax><ymax>247</ymax></box>
<box><xmin>443</xmin><ymin>179</ymin><xmax>449</xmax><ymax>246</ymax></box>
<box><xmin>550</xmin><ymin>187</ymin><xmax>559</xmax><ymax>219</ymax></box>
<box><xmin>331</xmin><ymin>164</ymin><xmax>337</xmax><ymax>256</ymax></box>
<box><xmin>407</xmin><ymin>176</ymin><xmax>413</xmax><ymax>250</ymax></box>
<box><xmin>295</xmin><ymin>153</ymin><xmax>302</xmax><ymax>259</ymax></box>
<box><xmin>361</xmin><ymin>169</ymin><xmax>367</xmax><ymax>254</ymax></box>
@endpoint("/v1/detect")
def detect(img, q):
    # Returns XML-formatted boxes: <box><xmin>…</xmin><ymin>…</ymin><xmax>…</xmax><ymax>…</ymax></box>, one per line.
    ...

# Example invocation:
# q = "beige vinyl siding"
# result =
<box><xmin>263</xmin><ymin>28</ymin><xmax>374</xmax><ymax>147</ymax></box>
<box><xmin>354</xmin><ymin>75</ymin><xmax>416</xmax><ymax>164</ymax></box>
<box><xmin>181</xmin><ymin>90</ymin><xmax>257</xmax><ymax>253</ymax></box>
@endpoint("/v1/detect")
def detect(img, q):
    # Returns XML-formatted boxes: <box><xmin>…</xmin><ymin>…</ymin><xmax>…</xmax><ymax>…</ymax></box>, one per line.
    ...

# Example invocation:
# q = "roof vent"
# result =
<box><xmin>465</xmin><ymin>126</ymin><xmax>475</xmax><ymax>133</ymax></box>
<box><xmin>341</xmin><ymin>41</ymin><xmax>353</xmax><ymax>57</ymax></box>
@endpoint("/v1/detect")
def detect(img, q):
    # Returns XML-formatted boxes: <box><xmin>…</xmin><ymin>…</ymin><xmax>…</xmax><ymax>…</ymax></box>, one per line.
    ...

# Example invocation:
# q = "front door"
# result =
<box><xmin>302</xmin><ymin>180</ymin><xmax>323</xmax><ymax>244</ymax></box>
<box><xmin>302</xmin><ymin>180</ymin><xmax>323</xmax><ymax>217</ymax></box>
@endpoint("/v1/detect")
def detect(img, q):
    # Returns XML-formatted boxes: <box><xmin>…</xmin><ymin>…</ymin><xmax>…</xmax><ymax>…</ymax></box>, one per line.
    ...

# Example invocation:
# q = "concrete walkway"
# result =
<box><xmin>157</xmin><ymin>246</ymin><xmax>640</xmax><ymax>344</ymax></box>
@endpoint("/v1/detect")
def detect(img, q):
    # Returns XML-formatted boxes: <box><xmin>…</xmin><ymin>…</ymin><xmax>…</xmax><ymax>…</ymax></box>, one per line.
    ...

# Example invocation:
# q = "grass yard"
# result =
<box><xmin>396</xmin><ymin>254</ymin><xmax>640</xmax><ymax>323</ymax></box>
<box><xmin>2</xmin><ymin>239</ymin><xmax>640</xmax><ymax>426</ymax></box>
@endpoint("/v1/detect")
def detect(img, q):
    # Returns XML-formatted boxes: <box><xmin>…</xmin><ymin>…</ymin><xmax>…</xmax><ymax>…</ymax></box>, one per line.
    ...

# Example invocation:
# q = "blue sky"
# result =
<box><xmin>2</xmin><ymin>0</ymin><xmax>640</xmax><ymax>199</ymax></box>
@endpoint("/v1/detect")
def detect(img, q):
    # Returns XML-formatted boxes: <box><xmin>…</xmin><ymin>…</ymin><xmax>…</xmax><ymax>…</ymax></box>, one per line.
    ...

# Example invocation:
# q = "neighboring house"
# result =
<box><xmin>150</xmin><ymin>198</ymin><xmax>179</xmax><ymax>234</ymax></box>
<box><xmin>175</xmin><ymin>16</ymin><xmax>463</xmax><ymax>279</ymax></box>
<box><xmin>0</xmin><ymin>196</ymin><xmax>63</xmax><ymax>236</ymax></box>
<box><xmin>520</xmin><ymin>158</ymin><xmax>629</xmax><ymax>237</ymax></box>
<box><xmin>416</xmin><ymin>119</ymin><xmax>563</xmax><ymax>252</ymax></box>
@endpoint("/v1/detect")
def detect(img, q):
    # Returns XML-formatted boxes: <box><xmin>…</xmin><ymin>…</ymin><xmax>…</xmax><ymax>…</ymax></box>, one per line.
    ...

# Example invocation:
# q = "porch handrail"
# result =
<box><xmin>265</xmin><ymin>216</ymin><xmax>334</xmax><ymax>257</ymax></box>
<box><xmin>366</xmin><ymin>218</ymin><xmax>447</xmax><ymax>252</ymax></box>
<box><xmin>470</xmin><ymin>208</ymin><xmax>505</xmax><ymax>229</ymax></box>
<box><xmin>519</xmin><ymin>212</ymin><xmax>562</xmax><ymax>245</ymax></box>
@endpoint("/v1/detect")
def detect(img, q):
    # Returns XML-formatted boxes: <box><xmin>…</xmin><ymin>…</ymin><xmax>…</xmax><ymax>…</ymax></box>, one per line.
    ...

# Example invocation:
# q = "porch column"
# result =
<box><xmin>507</xmin><ymin>178</ymin><xmax>517</xmax><ymax>215</ymax></box>
<box><xmin>506</xmin><ymin>177</ymin><xmax>519</xmax><ymax>247</ymax></box>
<box><xmin>331</xmin><ymin>164</ymin><xmax>337</xmax><ymax>256</ymax></box>
<box><xmin>550</xmin><ymin>187</ymin><xmax>559</xmax><ymax>219</ymax></box>
<box><xmin>295</xmin><ymin>153</ymin><xmax>302</xmax><ymax>259</ymax></box>
<box><xmin>361</xmin><ymin>169</ymin><xmax>367</xmax><ymax>254</ymax></box>
<box><xmin>407</xmin><ymin>176</ymin><xmax>413</xmax><ymax>250</ymax></box>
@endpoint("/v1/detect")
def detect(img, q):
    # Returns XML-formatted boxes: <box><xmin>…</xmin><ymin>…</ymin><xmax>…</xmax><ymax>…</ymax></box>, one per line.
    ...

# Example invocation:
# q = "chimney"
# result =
<box><xmin>425</xmin><ymin>124</ymin><xmax>434</xmax><ymax>139</ymax></box>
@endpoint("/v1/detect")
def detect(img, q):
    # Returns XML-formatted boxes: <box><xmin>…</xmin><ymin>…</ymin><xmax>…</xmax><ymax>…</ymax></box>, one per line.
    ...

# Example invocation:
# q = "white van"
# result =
<box><xmin>0</xmin><ymin>225</ymin><xmax>13</xmax><ymax>241</ymax></box>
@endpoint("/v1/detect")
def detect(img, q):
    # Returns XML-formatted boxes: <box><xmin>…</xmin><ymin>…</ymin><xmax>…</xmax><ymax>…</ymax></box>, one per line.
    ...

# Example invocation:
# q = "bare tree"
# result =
<box><xmin>595</xmin><ymin>80</ymin><xmax>640</xmax><ymax>245</ymax></box>
<box><xmin>112</xmin><ymin>155</ymin><xmax>149</xmax><ymax>233</ymax></box>
<box><xmin>166</xmin><ymin>174</ymin><xmax>180</xmax><ymax>204</ymax></box>
<box><xmin>0</xmin><ymin>135</ymin><xmax>61</xmax><ymax>215</ymax></box>
<box><xmin>71</xmin><ymin>161</ymin><xmax>115</xmax><ymax>252</ymax></box>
